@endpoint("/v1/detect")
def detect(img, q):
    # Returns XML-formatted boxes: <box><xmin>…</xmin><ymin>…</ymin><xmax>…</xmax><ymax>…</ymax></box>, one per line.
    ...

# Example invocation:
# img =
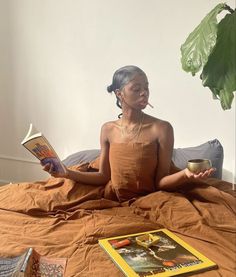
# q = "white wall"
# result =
<box><xmin>0</xmin><ymin>0</ymin><xmax>235</xmax><ymax>184</ymax></box>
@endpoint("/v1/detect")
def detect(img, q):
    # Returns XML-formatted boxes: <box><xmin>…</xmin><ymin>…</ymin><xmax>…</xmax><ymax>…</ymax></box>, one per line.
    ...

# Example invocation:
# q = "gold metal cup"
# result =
<box><xmin>187</xmin><ymin>159</ymin><xmax>212</xmax><ymax>174</ymax></box>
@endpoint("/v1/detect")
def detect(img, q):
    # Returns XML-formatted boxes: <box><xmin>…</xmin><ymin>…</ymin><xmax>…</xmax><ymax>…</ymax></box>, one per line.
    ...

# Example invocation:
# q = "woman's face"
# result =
<box><xmin>120</xmin><ymin>73</ymin><xmax>149</xmax><ymax>110</ymax></box>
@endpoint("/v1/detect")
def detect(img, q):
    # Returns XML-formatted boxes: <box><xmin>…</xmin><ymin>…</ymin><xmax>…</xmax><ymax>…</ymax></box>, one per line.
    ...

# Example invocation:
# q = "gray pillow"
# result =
<box><xmin>63</xmin><ymin>139</ymin><xmax>223</xmax><ymax>179</ymax></box>
<box><xmin>63</xmin><ymin>149</ymin><xmax>100</xmax><ymax>167</ymax></box>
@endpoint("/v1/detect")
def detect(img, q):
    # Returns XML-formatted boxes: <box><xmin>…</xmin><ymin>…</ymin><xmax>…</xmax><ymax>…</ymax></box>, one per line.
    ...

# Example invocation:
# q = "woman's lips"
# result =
<box><xmin>140</xmin><ymin>99</ymin><xmax>148</xmax><ymax>105</ymax></box>
<box><xmin>139</xmin><ymin>99</ymin><xmax>154</xmax><ymax>108</ymax></box>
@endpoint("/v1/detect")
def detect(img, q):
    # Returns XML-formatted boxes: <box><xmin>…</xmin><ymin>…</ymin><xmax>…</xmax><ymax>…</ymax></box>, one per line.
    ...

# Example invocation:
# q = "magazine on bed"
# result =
<box><xmin>0</xmin><ymin>247</ymin><xmax>67</xmax><ymax>276</ymax></box>
<box><xmin>99</xmin><ymin>228</ymin><xmax>217</xmax><ymax>277</ymax></box>
<box><xmin>21</xmin><ymin>123</ymin><xmax>67</xmax><ymax>174</ymax></box>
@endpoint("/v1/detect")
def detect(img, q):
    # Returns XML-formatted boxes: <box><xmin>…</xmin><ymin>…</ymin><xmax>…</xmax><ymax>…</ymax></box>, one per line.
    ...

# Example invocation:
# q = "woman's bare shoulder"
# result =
<box><xmin>145</xmin><ymin>114</ymin><xmax>173</xmax><ymax>130</ymax></box>
<box><xmin>101</xmin><ymin>120</ymin><xmax>121</xmax><ymax>143</ymax></box>
<box><xmin>101</xmin><ymin>120</ymin><xmax>120</xmax><ymax>137</ymax></box>
<box><xmin>101</xmin><ymin>119</ymin><xmax>120</xmax><ymax>130</ymax></box>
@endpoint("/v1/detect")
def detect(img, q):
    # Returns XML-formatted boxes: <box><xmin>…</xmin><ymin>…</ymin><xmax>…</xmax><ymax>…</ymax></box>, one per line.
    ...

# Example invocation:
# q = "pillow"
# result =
<box><xmin>63</xmin><ymin>149</ymin><xmax>100</xmax><ymax>167</ymax></box>
<box><xmin>172</xmin><ymin>139</ymin><xmax>223</xmax><ymax>179</ymax></box>
<box><xmin>63</xmin><ymin>139</ymin><xmax>223</xmax><ymax>179</ymax></box>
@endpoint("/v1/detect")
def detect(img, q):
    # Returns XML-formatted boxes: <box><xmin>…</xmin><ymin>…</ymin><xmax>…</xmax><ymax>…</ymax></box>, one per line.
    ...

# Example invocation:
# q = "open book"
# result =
<box><xmin>21</xmin><ymin>124</ymin><xmax>67</xmax><ymax>175</ymax></box>
<box><xmin>99</xmin><ymin>228</ymin><xmax>217</xmax><ymax>277</ymax></box>
<box><xmin>0</xmin><ymin>247</ymin><xmax>67</xmax><ymax>277</ymax></box>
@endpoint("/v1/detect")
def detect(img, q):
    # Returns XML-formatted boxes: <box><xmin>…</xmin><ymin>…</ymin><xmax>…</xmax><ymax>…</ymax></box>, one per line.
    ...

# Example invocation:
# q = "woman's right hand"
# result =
<box><xmin>41</xmin><ymin>162</ymin><xmax>69</xmax><ymax>178</ymax></box>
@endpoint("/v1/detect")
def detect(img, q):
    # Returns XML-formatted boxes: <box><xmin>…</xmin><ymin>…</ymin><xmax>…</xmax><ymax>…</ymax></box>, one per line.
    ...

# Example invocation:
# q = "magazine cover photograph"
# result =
<box><xmin>99</xmin><ymin>229</ymin><xmax>217</xmax><ymax>277</ymax></box>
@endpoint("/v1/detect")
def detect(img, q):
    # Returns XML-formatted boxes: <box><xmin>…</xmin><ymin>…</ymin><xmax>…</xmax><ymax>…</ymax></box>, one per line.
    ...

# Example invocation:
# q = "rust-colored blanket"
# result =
<box><xmin>0</xmin><ymin>164</ymin><xmax>235</xmax><ymax>276</ymax></box>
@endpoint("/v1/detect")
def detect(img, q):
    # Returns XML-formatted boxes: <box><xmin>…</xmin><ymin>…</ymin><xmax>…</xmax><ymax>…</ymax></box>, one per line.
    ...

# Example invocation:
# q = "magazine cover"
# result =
<box><xmin>99</xmin><ymin>229</ymin><xmax>217</xmax><ymax>277</ymax></box>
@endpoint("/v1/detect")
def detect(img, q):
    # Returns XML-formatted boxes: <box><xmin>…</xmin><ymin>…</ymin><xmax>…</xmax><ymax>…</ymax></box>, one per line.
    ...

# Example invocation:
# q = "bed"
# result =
<box><xmin>0</xmin><ymin>139</ymin><xmax>235</xmax><ymax>276</ymax></box>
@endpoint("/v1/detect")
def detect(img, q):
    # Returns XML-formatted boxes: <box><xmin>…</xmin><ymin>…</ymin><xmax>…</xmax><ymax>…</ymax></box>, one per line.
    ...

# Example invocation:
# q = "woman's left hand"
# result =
<box><xmin>184</xmin><ymin>167</ymin><xmax>216</xmax><ymax>180</ymax></box>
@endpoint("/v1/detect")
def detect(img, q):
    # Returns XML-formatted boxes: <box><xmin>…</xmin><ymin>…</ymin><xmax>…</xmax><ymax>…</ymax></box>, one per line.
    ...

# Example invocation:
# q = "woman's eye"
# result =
<box><xmin>132</xmin><ymin>88</ymin><xmax>140</xmax><ymax>93</ymax></box>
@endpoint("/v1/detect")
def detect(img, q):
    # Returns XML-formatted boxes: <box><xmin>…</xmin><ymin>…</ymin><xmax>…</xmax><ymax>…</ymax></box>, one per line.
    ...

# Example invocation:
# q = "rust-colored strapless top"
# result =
<box><xmin>106</xmin><ymin>142</ymin><xmax>158</xmax><ymax>202</ymax></box>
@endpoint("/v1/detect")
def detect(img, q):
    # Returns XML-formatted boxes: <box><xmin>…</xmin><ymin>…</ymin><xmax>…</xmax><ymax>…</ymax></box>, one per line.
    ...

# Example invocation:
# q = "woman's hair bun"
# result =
<box><xmin>107</xmin><ymin>84</ymin><xmax>114</xmax><ymax>93</ymax></box>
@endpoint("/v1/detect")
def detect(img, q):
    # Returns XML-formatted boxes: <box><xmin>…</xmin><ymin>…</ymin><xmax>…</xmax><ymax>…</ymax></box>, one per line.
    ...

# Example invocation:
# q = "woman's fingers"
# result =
<box><xmin>185</xmin><ymin>167</ymin><xmax>216</xmax><ymax>180</ymax></box>
<box><xmin>41</xmin><ymin>162</ymin><xmax>51</xmax><ymax>172</ymax></box>
<box><xmin>41</xmin><ymin>161</ymin><xmax>68</xmax><ymax>178</ymax></box>
<box><xmin>201</xmin><ymin>171</ymin><xmax>209</xmax><ymax>178</ymax></box>
<box><xmin>194</xmin><ymin>168</ymin><xmax>216</xmax><ymax>179</ymax></box>
<box><xmin>41</xmin><ymin>162</ymin><xmax>55</xmax><ymax>174</ymax></box>
<box><xmin>194</xmin><ymin>172</ymin><xmax>203</xmax><ymax>178</ymax></box>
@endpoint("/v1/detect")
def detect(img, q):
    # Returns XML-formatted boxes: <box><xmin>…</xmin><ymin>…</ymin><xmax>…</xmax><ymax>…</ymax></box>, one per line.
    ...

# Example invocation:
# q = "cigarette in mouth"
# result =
<box><xmin>148</xmin><ymin>102</ymin><xmax>154</xmax><ymax>108</ymax></box>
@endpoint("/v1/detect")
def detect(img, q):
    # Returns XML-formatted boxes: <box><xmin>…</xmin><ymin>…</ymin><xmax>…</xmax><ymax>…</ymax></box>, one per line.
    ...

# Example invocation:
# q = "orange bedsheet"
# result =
<box><xmin>0</xmin><ymin>166</ymin><xmax>235</xmax><ymax>276</ymax></box>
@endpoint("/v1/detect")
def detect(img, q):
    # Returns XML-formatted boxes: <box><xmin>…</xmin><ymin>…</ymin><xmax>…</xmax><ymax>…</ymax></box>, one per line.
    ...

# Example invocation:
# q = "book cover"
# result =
<box><xmin>21</xmin><ymin>124</ymin><xmax>66</xmax><ymax>175</ymax></box>
<box><xmin>0</xmin><ymin>248</ymin><xmax>67</xmax><ymax>277</ymax></box>
<box><xmin>99</xmin><ymin>229</ymin><xmax>217</xmax><ymax>277</ymax></box>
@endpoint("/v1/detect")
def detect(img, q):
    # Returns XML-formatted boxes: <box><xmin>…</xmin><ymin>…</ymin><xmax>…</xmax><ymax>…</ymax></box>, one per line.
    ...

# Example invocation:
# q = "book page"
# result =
<box><xmin>28</xmin><ymin>251</ymin><xmax>67</xmax><ymax>277</ymax></box>
<box><xmin>21</xmin><ymin>123</ymin><xmax>41</xmax><ymax>145</ymax></box>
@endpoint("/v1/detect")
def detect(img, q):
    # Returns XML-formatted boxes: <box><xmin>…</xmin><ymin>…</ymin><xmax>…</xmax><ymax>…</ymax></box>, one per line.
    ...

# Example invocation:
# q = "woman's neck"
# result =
<box><xmin>121</xmin><ymin>108</ymin><xmax>143</xmax><ymax>125</ymax></box>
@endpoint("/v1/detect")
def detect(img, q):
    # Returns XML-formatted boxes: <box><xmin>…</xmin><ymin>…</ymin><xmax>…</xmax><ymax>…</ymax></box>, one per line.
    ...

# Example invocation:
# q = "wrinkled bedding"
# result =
<box><xmin>0</xmin><ymin>163</ymin><xmax>235</xmax><ymax>277</ymax></box>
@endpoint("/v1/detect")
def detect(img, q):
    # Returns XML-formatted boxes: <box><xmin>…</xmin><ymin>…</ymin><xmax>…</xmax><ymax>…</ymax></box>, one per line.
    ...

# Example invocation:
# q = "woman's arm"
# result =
<box><xmin>155</xmin><ymin>122</ymin><xmax>215</xmax><ymax>191</ymax></box>
<box><xmin>42</xmin><ymin>123</ymin><xmax>111</xmax><ymax>186</ymax></box>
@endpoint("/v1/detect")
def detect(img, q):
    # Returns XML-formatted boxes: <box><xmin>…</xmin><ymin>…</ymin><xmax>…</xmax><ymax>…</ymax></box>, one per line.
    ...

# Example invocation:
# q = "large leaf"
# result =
<box><xmin>201</xmin><ymin>11</ymin><xmax>236</xmax><ymax>110</ymax></box>
<box><xmin>180</xmin><ymin>3</ymin><xmax>225</xmax><ymax>75</ymax></box>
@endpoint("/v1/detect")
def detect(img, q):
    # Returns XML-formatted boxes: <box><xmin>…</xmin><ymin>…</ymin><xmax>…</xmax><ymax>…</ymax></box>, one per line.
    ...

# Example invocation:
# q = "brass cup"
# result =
<box><xmin>187</xmin><ymin>159</ymin><xmax>212</xmax><ymax>174</ymax></box>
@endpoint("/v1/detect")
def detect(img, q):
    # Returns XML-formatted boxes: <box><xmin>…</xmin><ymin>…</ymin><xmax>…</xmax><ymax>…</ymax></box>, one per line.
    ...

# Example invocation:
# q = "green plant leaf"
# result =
<box><xmin>180</xmin><ymin>3</ymin><xmax>226</xmax><ymax>76</ymax></box>
<box><xmin>201</xmin><ymin>11</ymin><xmax>236</xmax><ymax>110</ymax></box>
